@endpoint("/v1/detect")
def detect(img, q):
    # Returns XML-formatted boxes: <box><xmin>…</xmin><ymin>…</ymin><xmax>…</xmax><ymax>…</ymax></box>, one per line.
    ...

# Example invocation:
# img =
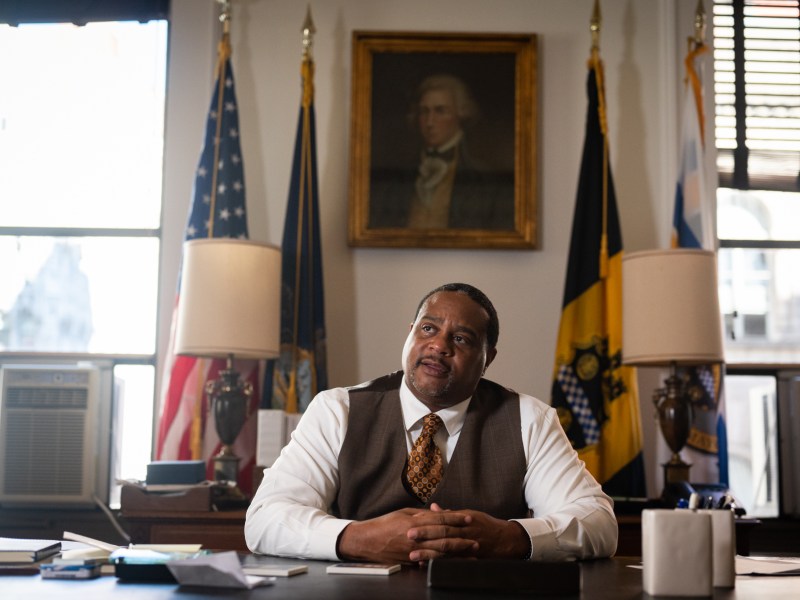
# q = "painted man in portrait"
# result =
<box><xmin>368</xmin><ymin>74</ymin><xmax>515</xmax><ymax>230</ymax></box>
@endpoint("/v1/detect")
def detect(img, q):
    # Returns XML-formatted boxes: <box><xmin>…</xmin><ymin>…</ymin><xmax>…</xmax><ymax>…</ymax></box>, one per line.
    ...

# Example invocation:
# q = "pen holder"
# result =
<box><xmin>642</xmin><ymin>509</ymin><xmax>713</xmax><ymax>597</ymax></box>
<box><xmin>698</xmin><ymin>508</ymin><xmax>736</xmax><ymax>588</ymax></box>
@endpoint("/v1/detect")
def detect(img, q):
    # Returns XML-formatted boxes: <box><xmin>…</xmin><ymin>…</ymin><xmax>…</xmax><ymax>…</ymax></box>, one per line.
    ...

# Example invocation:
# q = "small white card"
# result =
<box><xmin>241</xmin><ymin>564</ymin><xmax>308</xmax><ymax>577</ymax></box>
<box><xmin>326</xmin><ymin>562</ymin><xmax>401</xmax><ymax>575</ymax></box>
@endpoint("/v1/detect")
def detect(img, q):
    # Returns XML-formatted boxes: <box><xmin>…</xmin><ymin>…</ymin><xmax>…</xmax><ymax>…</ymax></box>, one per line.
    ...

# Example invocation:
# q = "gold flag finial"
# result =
<box><xmin>302</xmin><ymin>5</ymin><xmax>316</xmax><ymax>59</ymax></box>
<box><xmin>217</xmin><ymin>0</ymin><xmax>232</xmax><ymax>35</ymax></box>
<box><xmin>590</xmin><ymin>0</ymin><xmax>601</xmax><ymax>51</ymax></box>
<box><xmin>693</xmin><ymin>0</ymin><xmax>707</xmax><ymax>48</ymax></box>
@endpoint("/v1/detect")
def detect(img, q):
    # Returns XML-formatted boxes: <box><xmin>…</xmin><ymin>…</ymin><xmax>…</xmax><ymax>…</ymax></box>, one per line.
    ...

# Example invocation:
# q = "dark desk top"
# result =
<box><xmin>2</xmin><ymin>556</ymin><xmax>799</xmax><ymax>599</ymax></box>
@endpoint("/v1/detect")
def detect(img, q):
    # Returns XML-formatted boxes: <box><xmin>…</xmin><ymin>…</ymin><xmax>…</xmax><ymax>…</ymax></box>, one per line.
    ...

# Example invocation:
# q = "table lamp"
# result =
<box><xmin>174</xmin><ymin>238</ymin><xmax>281</xmax><ymax>485</ymax></box>
<box><xmin>622</xmin><ymin>248</ymin><xmax>724</xmax><ymax>489</ymax></box>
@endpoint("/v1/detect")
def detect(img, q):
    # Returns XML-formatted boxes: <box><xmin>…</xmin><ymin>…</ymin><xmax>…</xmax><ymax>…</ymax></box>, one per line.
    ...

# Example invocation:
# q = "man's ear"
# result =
<box><xmin>409</xmin><ymin>322</ymin><xmax>415</xmax><ymax>332</ymax></box>
<box><xmin>484</xmin><ymin>347</ymin><xmax>497</xmax><ymax>372</ymax></box>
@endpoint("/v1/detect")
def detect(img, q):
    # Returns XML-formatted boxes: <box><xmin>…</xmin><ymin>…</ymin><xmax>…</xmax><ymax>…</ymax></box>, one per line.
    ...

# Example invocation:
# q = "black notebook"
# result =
<box><xmin>0</xmin><ymin>538</ymin><xmax>61</xmax><ymax>563</ymax></box>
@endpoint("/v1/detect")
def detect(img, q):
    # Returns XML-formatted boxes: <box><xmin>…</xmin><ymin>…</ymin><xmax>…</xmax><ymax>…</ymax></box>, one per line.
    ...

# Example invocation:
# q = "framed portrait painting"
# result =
<box><xmin>348</xmin><ymin>31</ymin><xmax>538</xmax><ymax>249</ymax></box>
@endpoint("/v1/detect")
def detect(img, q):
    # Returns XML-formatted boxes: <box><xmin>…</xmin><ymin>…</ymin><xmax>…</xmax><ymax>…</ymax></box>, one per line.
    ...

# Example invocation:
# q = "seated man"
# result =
<box><xmin>245</xmin><ymin>283</ymin><xmax>617</xmax><ymax>563</ymax></box>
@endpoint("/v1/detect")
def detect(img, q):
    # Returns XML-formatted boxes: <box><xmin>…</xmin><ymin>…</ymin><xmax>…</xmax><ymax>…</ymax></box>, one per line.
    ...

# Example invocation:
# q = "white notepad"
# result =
<box><xmin>241</xmin><ymin>564</ymin><xmax>308</xmax><ymax>577</ymax></box>
<box><xmin>326</xmin><ymin>562</ymin><xmax>401</xmax><ymax>575</ymax></box>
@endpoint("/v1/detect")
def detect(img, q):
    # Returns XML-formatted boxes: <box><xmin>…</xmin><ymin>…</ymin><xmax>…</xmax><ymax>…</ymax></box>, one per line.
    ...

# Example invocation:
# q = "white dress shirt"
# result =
<box><xmin>245</xmin><ymin>377</ymin><xmax>618</xmax><ymax>561</ymax></box>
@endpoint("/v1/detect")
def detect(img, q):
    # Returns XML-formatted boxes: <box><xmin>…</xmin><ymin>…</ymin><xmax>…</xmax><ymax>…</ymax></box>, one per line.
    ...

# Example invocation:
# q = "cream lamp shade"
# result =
<box><xmin>622</xmin><ymin>248</ymin><xmax>724</xmax><ymax>366</ymax></box>
<box><xmin>174</xmin><ymin>238</ymin><xmax>281</xmax><ymax>360</ymax></box>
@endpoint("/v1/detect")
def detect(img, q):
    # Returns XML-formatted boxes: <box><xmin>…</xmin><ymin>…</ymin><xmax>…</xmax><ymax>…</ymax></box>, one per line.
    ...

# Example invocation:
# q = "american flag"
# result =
<box><xmin>155</xmin><ymin>35</ymin><xmax>261</xmax><ymax>494</ymax></box>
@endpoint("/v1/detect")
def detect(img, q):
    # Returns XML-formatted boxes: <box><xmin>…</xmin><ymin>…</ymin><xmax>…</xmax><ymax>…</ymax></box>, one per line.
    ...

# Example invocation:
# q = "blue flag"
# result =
<box><xmin>262</xmin><ymin>54</ymin><xmax>328</xmax><ymax>413</ymax></box>
<box><xmin>157</xmin><ymin>35</ymin><xmax>262</xmax><ymax>494</ymax></box>
<box><xmin>671</xmin><ymin>41</ymin><xmax>728</xmax><ymax>486</ymax></box>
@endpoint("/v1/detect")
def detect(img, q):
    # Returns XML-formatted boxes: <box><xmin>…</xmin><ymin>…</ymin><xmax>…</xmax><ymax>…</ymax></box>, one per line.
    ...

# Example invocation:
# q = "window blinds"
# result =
<box><xmin>715</xmin><ymin>0</ymin><xmax>800</xmax><ymax>191</ymax></box>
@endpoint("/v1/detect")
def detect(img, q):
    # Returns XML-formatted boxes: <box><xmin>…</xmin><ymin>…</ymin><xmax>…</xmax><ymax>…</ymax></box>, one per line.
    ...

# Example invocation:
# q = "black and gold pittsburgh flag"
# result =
<box><xmin>551</xmin><ymin>46</ymin><xmax>645</xmax><ymax>497</ymax></box>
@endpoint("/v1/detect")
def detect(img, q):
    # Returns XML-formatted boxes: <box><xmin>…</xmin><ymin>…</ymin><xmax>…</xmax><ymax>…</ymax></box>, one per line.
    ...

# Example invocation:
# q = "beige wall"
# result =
<box><xmin>159</xmin><ymin>0</ymin><xmax>711</xmax><ymax>497</ymax></box>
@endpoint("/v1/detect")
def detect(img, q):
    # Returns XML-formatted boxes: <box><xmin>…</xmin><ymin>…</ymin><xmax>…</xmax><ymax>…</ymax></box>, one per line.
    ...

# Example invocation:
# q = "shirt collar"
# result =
<box><xmin>423</xmin><ymin>129</ymin><xmax>464</xmax><ymax>155</ymax></box>
<box><xmin>399</xmin><ymin>376</ymin><xmax>471</xmax><ymax>437</ymax></box>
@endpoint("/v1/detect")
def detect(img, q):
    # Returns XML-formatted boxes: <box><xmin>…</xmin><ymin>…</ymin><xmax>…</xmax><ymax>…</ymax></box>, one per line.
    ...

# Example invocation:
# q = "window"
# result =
<box><xmin>0</xmin><ymin>15</ymin><xmax>168</xmax><ymax>503</ymax></box>
<box><xmin>725</xmin><ymin>373</ymin><xmax>779</xmax><ymax>517</ymax></box>
<box><xmin>714</xmin><ymin>0</ymin><xmax>800</xmax><ymax>364</ymax></box>
<box><xmin>714</xmin><ymin>0</ymin><xmax>800</xmax><ymax>516</ymax></box>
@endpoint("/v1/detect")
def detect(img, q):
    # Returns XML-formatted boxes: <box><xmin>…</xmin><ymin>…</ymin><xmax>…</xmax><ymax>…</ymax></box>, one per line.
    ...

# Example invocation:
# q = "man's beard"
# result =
<box><xmin>407</xmin><ymin>359</ymin><xmax>454</xmax><ymax>399</ymax></box>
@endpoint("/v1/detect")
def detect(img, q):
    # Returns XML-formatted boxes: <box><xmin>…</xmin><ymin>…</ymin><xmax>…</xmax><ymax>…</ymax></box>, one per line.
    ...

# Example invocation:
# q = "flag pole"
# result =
<box><xmin>283</xmin><ymin>8</ymin><xmax>317</xmax><ymax>413</ymax></box>
<box><xmin>209</xmin><ymin>0</ymin><xmax>233</xmax><ymax>234</ymax></box>
<box><xmin>189</xmin><ymin>0</ymin><xmax>235</xmax><ymax>459</ymax></box>
<box><xmin>263</xmin><ymin>4</ymin><xmax>328</xmax><ymax>415</ymax></box>
<box><xmin>685</xmin><ymin>0</ymin><xmax>708</xmax><ymax>147</ymax></box>
<box><xmin>693</xmin><ymin>0</ymin><xmax>707</xmax><ymax>50</ymax></box>
<box><xmin>590</xmin><ymin>1</ymin><xmax>610</xmax><ymax>280</ymax></box>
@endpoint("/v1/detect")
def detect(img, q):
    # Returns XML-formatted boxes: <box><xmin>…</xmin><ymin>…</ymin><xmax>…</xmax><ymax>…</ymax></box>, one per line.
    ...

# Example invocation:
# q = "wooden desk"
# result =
<box><xmin>3</xmin><ymin>556</ymin><xmax>800</xmax><ymax>599</ymax></box>
<box><xmin>121</xmin><ymin>510</ymin><xmax>247</xmax><ymax>551</ymax></box>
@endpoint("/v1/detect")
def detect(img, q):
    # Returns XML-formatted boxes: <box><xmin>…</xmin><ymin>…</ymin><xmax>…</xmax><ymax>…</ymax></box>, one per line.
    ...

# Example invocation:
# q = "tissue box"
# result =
<box><xmin>146</xmin><ymin>460</ymin><xmax>206</xmax><ymax>485</ymax></box>
<box><xmin>642</xmin><ymin>509</ymin><xmax>713</xmax><ymax>597</ymax></box>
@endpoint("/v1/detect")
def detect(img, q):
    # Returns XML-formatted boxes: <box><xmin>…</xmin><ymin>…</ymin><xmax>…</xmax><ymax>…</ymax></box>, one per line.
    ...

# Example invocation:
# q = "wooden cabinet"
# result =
<box><xmin>121</xmin><ymin>509</ymin><xmax>247</xmax><ymax>551</ymax></box>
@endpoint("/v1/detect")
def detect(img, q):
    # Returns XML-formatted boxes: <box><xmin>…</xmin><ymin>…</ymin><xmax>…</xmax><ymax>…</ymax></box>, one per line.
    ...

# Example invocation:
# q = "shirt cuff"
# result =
<box><xmin>510</xmin><ymin>518</ymin><xmax>535</xmax><ymax>560</ymax></box>
<box><xmin>511</xmin><ymin>518</ymin><xmax>556</xmax><ymax>561</ymax></box>
<box><xmin>307</xmin><ymin>517</ymin><xmax>353</xmax><ymax>560</ymax></box>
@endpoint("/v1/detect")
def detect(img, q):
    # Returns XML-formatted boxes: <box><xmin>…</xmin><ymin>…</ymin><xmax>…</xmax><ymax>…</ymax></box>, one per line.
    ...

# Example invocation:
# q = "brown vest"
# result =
<box><xmin>332</xmin><ymin>371</ymin><xmax>528</xmax><ymax>520</ymax></box>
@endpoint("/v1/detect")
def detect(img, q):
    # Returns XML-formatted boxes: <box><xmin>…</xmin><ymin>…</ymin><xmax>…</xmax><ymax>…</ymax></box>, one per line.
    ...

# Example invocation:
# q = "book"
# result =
<box><xmin>241</xmin><ymin>564</ymin><xmax>308</xmax><ymax>577</ymax></box>
<box><xmin>40</xmin><ymin>563</ymin><xmax>102</xmax><ymax>580</ymax></box>
<box><xmin>326</xmin><ymin>562</ymin><xmax>401</xmax><ymax>575</ymax></box>
<box><xmin>53</xmin><ymin>546</ymin><xmax>112</xmax><ymax>566</ymax></box>
<box><xmin>63</xmin><ymin>531</ymin><xmax>120</xmax><ymax>553</ymax></box>
<box><xmin>0</xmin><ymin>538</ymin><xmax>61</xmax><ymax>563</ymax></box>
<box><xmin>63</xmin><ymin>531</ymin><xmax>203</xmax><ymax>555</ymax></box>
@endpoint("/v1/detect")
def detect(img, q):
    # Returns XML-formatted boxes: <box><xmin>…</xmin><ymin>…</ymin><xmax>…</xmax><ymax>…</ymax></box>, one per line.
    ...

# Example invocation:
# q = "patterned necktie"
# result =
<box><xmin>405</xmin><ymin>413</ymin><xmax>444</xmax><ymax>503</ymax></box>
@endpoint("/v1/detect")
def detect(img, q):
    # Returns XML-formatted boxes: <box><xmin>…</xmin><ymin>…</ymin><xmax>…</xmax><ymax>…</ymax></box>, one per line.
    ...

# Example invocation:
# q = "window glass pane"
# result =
<box><xmin>718</xmin><ymin>187</ymin><xmax>800</xmax><ymax>241</ymax></box>
<box><xmin>719</xmin><ymin>246</ymin><xmax>800</xmax><ymax>363</ymax></box>
<box><xmin>0</xmin><ymin>21</ymin><xmax>166</xmax><ymax>228</ymax></box>
<box><xmin>110</xmin><ymin>364</ymin><xmax>154</xmax><ymax>507</ymax></box>
<box><xmin>0</xmin><ymin>237</ymin><xmax>158</xmax><ymax>354</ymax></box>
<box><xmin>725</xmin><ymin>374</ymin><xmax>779</xmax><ymax>518</ymax></box>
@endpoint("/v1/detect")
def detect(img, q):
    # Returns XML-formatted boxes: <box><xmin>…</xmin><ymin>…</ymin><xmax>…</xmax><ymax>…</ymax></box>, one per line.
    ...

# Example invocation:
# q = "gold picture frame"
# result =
<box><xmin>348</xmin><ymin>31</ymin><xmax>538</xmax><ymax>249</ymax></box>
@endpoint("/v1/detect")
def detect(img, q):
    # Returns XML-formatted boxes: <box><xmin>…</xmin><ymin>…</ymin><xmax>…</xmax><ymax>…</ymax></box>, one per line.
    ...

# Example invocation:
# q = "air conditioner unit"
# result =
<box><xmin>0</xmin><ymin>363</ymin><xmax>109</xmax><ymax>507</ymax></box>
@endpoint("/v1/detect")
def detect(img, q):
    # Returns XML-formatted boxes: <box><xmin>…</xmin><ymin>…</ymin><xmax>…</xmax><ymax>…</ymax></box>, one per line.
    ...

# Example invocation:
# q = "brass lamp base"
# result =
<box><xmin>205</xmin><ymin>354</ymin><xmax>253</xmax><ymax>489</ymax></box>
<box><xmin>662</xmin><ymin>454</ymin><xmax>692</xmax><ymax>485</ymax></box>
<box><xmin>654</xmin><ymin>362</ymin><xmax>693</xmax><ymax>492</ymax></box>
<box><xmin>213</xmin><ymin>445</ymin><xmax>241</xmax><ymax>483</ymax></box>
<box><xmin>653</xmin><ymin>362</ymin><xmax>692</xmax><ymax>498</ymax></box>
